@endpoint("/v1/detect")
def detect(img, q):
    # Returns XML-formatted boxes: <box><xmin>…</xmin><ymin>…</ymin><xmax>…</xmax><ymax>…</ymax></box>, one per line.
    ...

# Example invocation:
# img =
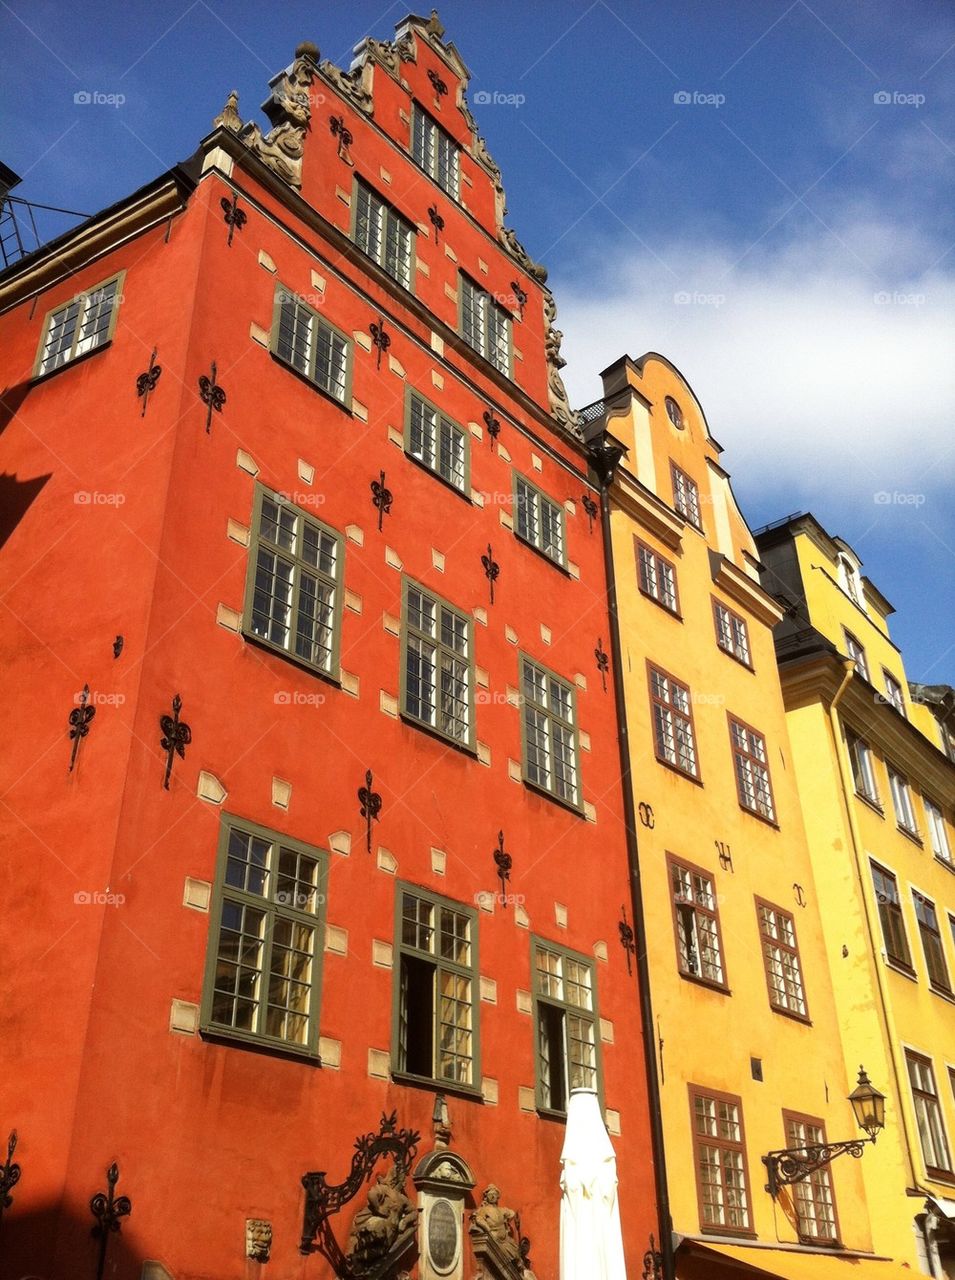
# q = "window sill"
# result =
<box><xmin>638</xmin><ymin>586</ymin><xmax>683</xmax><ymax>621</ymax></box>
<box><xmin>678</xmin><ymin>970</ymin><xmax>731</xmax><ymax>996</ymax></box>
<box><xmin>268</xmin><ymin>351</ymin><xmax>352</xmax><ymax>414</ymax></box>
<box><xmin>514</xmin><ymin>530</ymin><xmax>570</xmax><ymax>576</ymax></box>
<box><xmin>884</xmin><ymin>956</ymin><xmax>918</xmax><ymax>983</ymax></box>
<box><xmin>854</xmin><ymin>791</ymin><xmax>884</xmax><ymax>818</ymax></box>
<box><xmin>521</xmin><ymin>774</ymin><xmax>585</xmax><ymax>818</ymax></box>
<box><xmin>199</xmin><ymin>1026</ymin><xmax>321</xmax><ymax>1064</ymax></box>
<box><xmin>929</xmin><ymin>982</ymin><xmax>955</xmax><ymax>1005</ymax></box>
<box><xmin>536</xmin><ymin>1106</ymin><xmax>569</xmax><ymax>1124</ymax></box>
<box><xmin>698</xmin><ymin>1225</ymin><xmax>758</xmax><ymax>1241</ymax></box>
<box><xmin>768</xmin><ymin>1003</ymin><xmax>813</xmax><ymax>1027</ymax></box>
<box><xmin>925</xmin><ymin>1167</ymin><xmax>955</xmax><ymax>1187</ymax></box>
<box><xmin>716</xmin><ymin>644</ymin><xmax>754</xmax><ymax>672</ymax></box>
<box><xmin>934</xmin><ymin>854</ymin><xmax>955</xmax><ymax>876</ymax></box>
<box><xmin>654</xmin><ymin>754</ymin><xmax>704</xmax><ymax>787</ymax></box>
<box><xmin>242</xmin><ymin>629</ymin><xmax>343</xmax><ymax>687</ymax></box>
<box><xmin>738</xmin><ymin>803</ymin><xmax>779</xmax><ymax>830</ymax></box>
<box><xmin>399</xmin><ymin>710</ymin><xmax>477</xmax><ymax>758</ymax></box>
<box><xmin>391</xmin><ymin>1071</ymin><xmax>483</xmax><ymax>1102</ymax></box>
<box><xmin>896</xmin><ymin>824</ymin><xmax>924</xmax><ymax>848</ymax></box>
<box><xmin>32</xmin><ymin>339</ymin><xmax>113</xmax><ymax>385</ymax></box>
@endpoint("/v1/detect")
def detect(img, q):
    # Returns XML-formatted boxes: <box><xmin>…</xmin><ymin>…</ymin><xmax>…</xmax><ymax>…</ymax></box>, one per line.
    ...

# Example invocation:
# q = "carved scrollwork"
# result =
<box><xmin>242</xmin><ymin>43</ymin><xmax>320</xmax><ymax>187</ymax></box>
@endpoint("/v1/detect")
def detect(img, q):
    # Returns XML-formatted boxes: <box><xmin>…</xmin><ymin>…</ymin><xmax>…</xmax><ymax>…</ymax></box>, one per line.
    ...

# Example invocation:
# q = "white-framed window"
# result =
<box><xmin>354</xmin><ymin>181</ymin><xmax>415</xmax><ymax>289</ymax></box>
<box><xmin>838</xmin><ymin>553</ymin><xmax>863</xmax><ymax>606</ymax></box>
<box><xmin>729</xmin><ymin>717</ymin><xmax>775</xmax><ymax>822</ymax></box>
<box><xmin>669</xmin><ymin>858</ymin><xmax>726</xmax><ymax>987</ymax></box>
<box><xmin>533</xmin><ymin>940</ymin><xmax>599</xmax><ymax>1113</ymax></box>
<box><xmin>883</xmin><ymin>670</ymin><xmax>905</xmax><ymax>715</ymax></box>
<box><xmin>650</xmin><ymin>665</ymin><xmax>699</xmax><ymax>779</ymax></box>
<box><xmin>406</xmin><ymin>391</ymin><xmax>468</xmax><ymax>492</ymax></box>
<box><xmin>906</xmin><ymin>1051</ymin><xmax>953</xmax><ymax>1176</ymax></box>
<box><xmin>637</xmin><ymin>541</ymin><xmax>679</xmax><ymax>614</ymax></box>
<box><xmin>272</xmin><ymin>286</ymin><xmax>350</xmax><ymax>403</ymax></box>
<box><xmin>402</xmin><ymin>580</ymin><xmax>473</xmax><ymax>746</ymax></box>
<box><xmin>888</xmin><ymin>765</ymin><xmax>919</xmax><ymax>836</ymax></box>
<box><xmin>714</xmin><ymin>600</ymin><xmax>751</xmax><ymax>666</ymax></box>
<box><xmin>845</xmin><ymin>728</ymin><xmax>880</xmax><ymax>805</ymax></box>
<box><xmin>691</xmin><ymin>1088</ymin><xmax>751</xmax><ymax>1232</ymax></box>
<box><xmin>36</xmin><ymin>274</ymin><xmax>123</xmax><ymax>376</ymax></box>
<box><xmin>670</xmin><ymin>462</ymin><xmax>702</xmax><ymax>528</ymax></box>
<box><xmin>411</xmin><ymin>104</ymin><xmax>460</xmax><ymax>198</ymax></box>
<box><xmin>843</xmin><ymin>629</ymin><xmax>870</xmax><ymax>682</ymax></box>
<box><xmin>926</xmin><ymin>799</ymin><xmax>952</xmax><ymax>864</ymax></box>
<box><xmin>515</xmin><ymin>474</ymin><xmax>565</xmax><ymax>566</ymax></box>
<box><xmin>522</xmin><ymin>656</ymin><xmax>580</xmax><ymax>806</ymax></box>
<box><xmin>460</xmin><ymin>274</ymin><xmax>512</xmax><ymax>376</ymax></box>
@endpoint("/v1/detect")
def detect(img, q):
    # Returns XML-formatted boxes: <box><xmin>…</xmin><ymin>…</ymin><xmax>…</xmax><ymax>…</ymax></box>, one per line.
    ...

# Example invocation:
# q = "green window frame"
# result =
<box><xmin>514</xmin><ymin>473</ymin><xmax>566</xmax><ymax>567</ymax></box>
<box><xmin>33</xmin><ymin>271</ymin><xmax>125</xmax><ymax>377</ymax></box>
<box><xmin>520</xmin><ymin>654</ymin><xmax>581</xmax><ymax>808</ymax></box>
<box><xmin>393</xmin><ymin>883</ymin><xmax>480</xmax><ymax>1089</ymax></box>
<box><xmin>532</xmin><ymin>936</ymin><xmax>602</xmax><ymax>1115</ymax></box>
<box><xmin>404</xmin><ymin>389</ymin><xmax>470</xmax><ymax>494</ymax></box>
<box><xmin>352</xmin><ymin>179</ymin><xmax>416</xmax><ymax>290</ymax></box>
<box><xmin>270</xmin><ymin>283</ymin><xmax>352</xmax><ymax>405</ymax></box>
<box><xmin>459</xmin><ymin>273</ymin><xmax>512</xmax><ymax>376</ymax></box>
<box><xmin>400</xmin><ymin>577</ymin><xmax>474</xmax><ymax>747</ymax></box>
<box><xmin>243</xmin><ymin>485</ymin><xmax>344</xmax><ymax>679</ymax></box>
<box><xmin>411</xmin><ymin>104</ymin><xmax>460</xmax><ymax>198</ymax></box>
<box><xmin>200</xmin><ymin>814</ymin><xmax>328</xmax><ymax>1057</ymax></box>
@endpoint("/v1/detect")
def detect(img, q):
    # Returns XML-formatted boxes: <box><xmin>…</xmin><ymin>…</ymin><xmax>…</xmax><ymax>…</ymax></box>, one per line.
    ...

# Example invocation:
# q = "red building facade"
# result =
<box><xmin>0</xmin><ymin>13</ymin><xmax>659</xmax><ymax>1279</ymax></box>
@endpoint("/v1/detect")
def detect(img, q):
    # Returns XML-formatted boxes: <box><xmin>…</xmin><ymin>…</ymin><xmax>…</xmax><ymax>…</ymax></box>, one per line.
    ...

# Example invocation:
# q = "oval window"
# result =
<box><xmin>665</xmin><ymin>396</ymin><xmax>683</xmax><ymax>428</ymax></box>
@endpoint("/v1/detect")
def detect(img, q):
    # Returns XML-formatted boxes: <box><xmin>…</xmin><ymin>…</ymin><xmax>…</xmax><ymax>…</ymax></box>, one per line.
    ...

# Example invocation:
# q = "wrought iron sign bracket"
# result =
<box><xmin>763</xmin><ymin>1136</ymin><xmax>872</xmax><ymax>1199</ymax></box>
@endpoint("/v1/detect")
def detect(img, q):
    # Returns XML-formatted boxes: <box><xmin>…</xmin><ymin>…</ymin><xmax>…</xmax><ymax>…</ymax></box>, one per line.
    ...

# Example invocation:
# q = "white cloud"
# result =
<box><xmin>555</xmin><ymin>216</ymin><xmax>955</xmax><ymax>503</ymax></box>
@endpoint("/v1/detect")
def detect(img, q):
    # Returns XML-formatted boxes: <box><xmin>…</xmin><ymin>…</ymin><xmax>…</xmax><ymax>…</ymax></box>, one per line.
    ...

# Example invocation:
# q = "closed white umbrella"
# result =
<box><xmin>560</xmin><ymin>1088</ymin><xmax>628</xmax><ymax>1279</ymax></box>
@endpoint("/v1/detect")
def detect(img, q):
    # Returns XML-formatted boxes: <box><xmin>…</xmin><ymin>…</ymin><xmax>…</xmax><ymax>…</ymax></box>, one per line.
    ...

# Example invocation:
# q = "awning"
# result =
<box><xmin>676</xmin><ymin>1239</ymin><xmax>918</xmax><ymax>1279</ymax></box>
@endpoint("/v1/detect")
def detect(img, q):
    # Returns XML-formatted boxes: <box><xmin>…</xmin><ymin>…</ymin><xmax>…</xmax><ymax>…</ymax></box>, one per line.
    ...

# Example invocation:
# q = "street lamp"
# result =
<box><xmin>763</xmin><ymin>1066</ymin><xmax>886</xmax><ymax>1199</ymax></box>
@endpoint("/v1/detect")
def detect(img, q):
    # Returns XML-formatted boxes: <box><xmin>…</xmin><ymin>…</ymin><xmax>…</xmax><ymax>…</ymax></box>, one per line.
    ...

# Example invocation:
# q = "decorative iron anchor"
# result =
<box><xmin>159</xmin><ymin>694</ymin><xmax>191</xmax><ymax>790</ymax></box>
<box><xmin>0</xmin><ymin>1129</ymin><xmax>21</xmax><ymax>1228</ymax></box>
<box><xmin>90</xmin><ymin>1162</ymin><xmax>131</xmax><ymax>1280</ymax></box>
<box><xmin>135</xmin><ymin>348</ymin><xmax>161</xmax><ymax>417</ymax></box>
<box><xmin>69</xmin><ymin>685</ymin><xmax>95</xmax><ymax>772</ymax></box>
<box><xmin>220</xmin><ymin>192</ymin><xmax>247</xmax><ymax>246</ymax></box>
<box><xmin>358</xmin><ymin>770</ymin><xmax>382</xmax><ymax>854</ymax></box>
<box><xmin>619</xmin><ymin>905</ymin><xmax>636</xmax><ymax>976</ymax></box>
<box><xmin>198</xmin><ymin>362</ymin><xmax>226</xmax><ymax>432</ymax></box>
<box><xmin>481</xmin><ymin>544</ymin><xmax>500</xmax><ymax>605</ymax></box>
<box><xmin>369</xmin><ymin>317</ymin><xmax>391</xmax><ymax>370</ymax></box>
<box><xmin>493</xmin><ymin>830</ymin><xmax>512</xmax><ymax>907</ymax></box>
<box><xmin>595</xmin><ymin>638</ymin><xmax>609</xmax><ymax>691</ymax></box>
<box><xmin>370</xmin><ymin>471</ymin><xmax>393</xmax><ymax>532</ymax></box>
<box><xmin>581</xmin><ymin>492</ymin><xmax>598</xmax><ymax>533</ymax></box>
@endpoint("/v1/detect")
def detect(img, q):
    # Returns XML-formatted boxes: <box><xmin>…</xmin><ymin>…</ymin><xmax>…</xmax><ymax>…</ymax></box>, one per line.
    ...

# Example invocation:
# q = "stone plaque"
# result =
<box><xmin>428</xmin><ymin>1198</ymin><xmax>459</xmax><ymax>1272</ymax></box>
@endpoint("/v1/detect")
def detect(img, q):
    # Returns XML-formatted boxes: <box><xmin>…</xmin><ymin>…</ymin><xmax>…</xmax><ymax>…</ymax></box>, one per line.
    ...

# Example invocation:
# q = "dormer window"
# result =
<box><xmin>411</xmin><ymin>105</ymin><xmax>460</xmax><ymax>199</ymax></box>
<box><xmin>837</xmin><ymin>553</ymin><xmax>862</xmax><ymax>606</ymax></box>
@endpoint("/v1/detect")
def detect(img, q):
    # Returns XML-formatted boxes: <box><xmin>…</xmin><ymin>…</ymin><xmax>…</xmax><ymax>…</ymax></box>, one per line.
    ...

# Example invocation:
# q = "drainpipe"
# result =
<box><xmin>589</xmin><ymin>437</ymin><xmax>675</xmax><ymax>1280</ymax></box>
<box><xmin>829</xmin><ymin>659</ymin><xmax>921</xmax><ymax>1191</ymax></box>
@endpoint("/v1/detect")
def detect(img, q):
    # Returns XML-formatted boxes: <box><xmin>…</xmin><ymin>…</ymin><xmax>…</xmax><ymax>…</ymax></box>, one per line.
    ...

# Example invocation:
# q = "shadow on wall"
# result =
<box><xmin>1</xmin><ymin>1203</ymin><xmax>171</xmax><ymax>1280</ymax></box>
<box><xmin>0</xmin><ymin>470</ymin><xmax>51</xmax><ymax>551</ymax></box>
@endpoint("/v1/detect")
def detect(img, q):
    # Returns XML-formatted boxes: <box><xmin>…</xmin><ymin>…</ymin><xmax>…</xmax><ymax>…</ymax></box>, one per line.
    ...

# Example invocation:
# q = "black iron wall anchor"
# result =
<box><xmin>637</xmin><ymin>801</ymin><xmax>654</xmax><ymax>829</ymax></box>
<box><xmin>69</xmin><ymin>685</ymin><xmax>96</xmax><ymax>773</ymax></box>
<box><xmin>427</xmin><ymin>67</ymin><xmax>448</xmax><ymax>96</ymax></box>
<box><xmin>493</xmin><ymin>830</ymin><xmax>512</xmax><ymax>906</ymax></box>
<box><xmin>135</xmin><ymin>348</ymin><xmax>161</xmax><ymax>417</ymax></box>
<box><xmin>619</xmin><ymin>905</ymin><xmax>636</xmax><ymax>976</ymax></box>
<box><xmin>198</xmin><ymin>362</ymin><xmax>226</xmax><ymax>432</ymax></box>
<box><xmin>793</xmin><ymin>882</ymin><xmax>807</xmax><ymax>908</ymax></box>
<box><xmin>716</xmin><ymin>841</ymin><xmax>734</xmax><ymax>872</ymax></box>
<box><xmin>330</xmin><ymin>114</ymin><xmax>354</xmax><ymax>162</ymax></box>
<box><xmin>220</xmin><ymin>192</ymin><xmax>247</xmax><ymax>246</ymax></box>
<box><xmin>369</xmin><ymin>317</ymin><xmax>391</xmax><ymax>370</ymax></box>
<box><xmin>481</xmin><ymin>544</ymin><xmax>500</xmax><ymax>605</ymax></box>
<box><xmin>370</xmin><ymin>471</ymin><xmax>393</xmax><ymax>532</ymax></box>
<box><xmin>510</xmin><ymin>280</ymin><xmax>527</xmax><ymax>320</ymax></box>
<box><xmin>112</xmin><ymin>635</ymin><xmax>124</xmax><ymax>659</ymax></box>
<box><xmin>581</xmin><ymin>492</ymin><xmax>598</xmax><ymax>533</ymax></box>
<box><xmin>428</xmin><ymin>205</ymin><xmax>444</xmax><ymax>242</ymax></box>
<box><xmin>300</xmin><ymin>1111</ymin><xmax>420</xmax><ymax>1263</ymax></box>
<box><xmin>0</xmin><ymin>1129</ymin><xmax>21</xmax><ymax>1228</ymax></box>
<box><xmin>90</xmin><ymin>1162</ymin><xmax>131</xmax><ymax>1280</ymax></box>
<box><xmin>358</xmin><ymin>769</ymin><xmax>382</xmax><ymax>853</ymax></box>
<box><xmin>159</xmin><ymin>694</ymin><xmax>191</xmax><ymax>790</ymax></box>
<box><xmin>642</xmin><ymin>1234</ymin><xmax>664</xmax><ymax>1280</ymax></box>
<box><xmin>595</xmin><ymin>639</ymin><xmax>609</xmax><ymax>691</ymax></box>
<box><xmin>483</xmin><ymin>408</ymin><xmax>501</xmax><ymax>442</ymax></box>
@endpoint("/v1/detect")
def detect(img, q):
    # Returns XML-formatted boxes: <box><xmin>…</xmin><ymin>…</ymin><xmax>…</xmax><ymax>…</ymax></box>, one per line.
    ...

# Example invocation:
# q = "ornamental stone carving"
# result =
<box><xmin>345</xmin><ymin>1164</ymin><xmax>418</xmax><ymax>1273</ymax></box>
<box><xmin>246</xmin><ymin>1218</ymin><xmax>272</xmax><ymax>1262</ymax></box>
<box><xmin>469</xmin><ymin>1184</ymin><xmax>537</xmax><ymax>1280</ymax></box>
<box><xmin>213</xmin><ymin>89</ymin><xmax>242</xmax><ymax>133</ymax></box>
<box><xmin>241</xmin><ymin>43</ymin><xmax>319</xmax><ymax>188</ymax></box>
<box><xmin>543</xmin><ymin>290</ymin><xmax>582</xmax><ymax>435</ymax></box>
<box><xmin>499</xmin><ymin>227</ymin><xmax>547</xmax><ymax>284</ymax></box>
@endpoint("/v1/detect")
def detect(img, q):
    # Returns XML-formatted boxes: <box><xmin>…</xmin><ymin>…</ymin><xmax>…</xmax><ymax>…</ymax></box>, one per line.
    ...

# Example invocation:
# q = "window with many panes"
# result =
<box><xmin>405</xmin><ymin>391</ymin><xmax>468</xmax><ymax>493</ymax></box>
<box><xmin>649</xmin><ymin>664</ymin><xmax>699</xmax><ymax>780</ymax></box>
<box><xmin>460</xmin><ymin>274</ymin><xmax>512</xmax><ymax>376</ymax></box>
<box><xmin>201</xmin><ymin>816</ymin><xmax>326</xmax><ymax>1055</ymax></box>
<box><xmin>669</xmin><ymin>857</ymin><xmax>726</xmax><ymax>989</ymax></box>
<box><xmin>927</xmin><ymin>799</ymin><xmax>952</xmax><ymax>864</ymax></box>
<box><xmin>843</xmin><ymin>629</ymin><xmax>870</xmax><ymax>682</ymax></box>
<box><xmin>401</xmin><ymin>580</ymin><xmax>473</xmax><ymax>746</ymax></box>
<box><xmin>845</xmin><ymin>728</ymin><xmax>880</xmax><ymax>806</ymax></box>
<box><xmin>690</xmin><ymin>1087</ymin><xmax>751</xmax><ymax>1233</ymax></box>
<box><xmin>713</xmin><ymin>599</ymin><xmax>751</xmax><ymax>666</ymax></box>
<box><xmin>521</xmin><ymin>656</ymin><xmax>580</xmax><ymax>807</ymax></box>
<box><xmin>271</xmin><ymin>285</ymin><xmax>350</xmax><ymax>403</ymax></box>
<box><xmin>783</xmin><ymin>1113</ymin><xmax>838</xmax><ymax>1242</ymax></box>
<box><xmin>906</xmin><ymin>1051</ymin><xmax>953</xmax><ymax>1177</ymax></box>
<box><xmin>870</xmin><ymin>862</ymin><xmax>913</xmax><ymax>970</ymax></box>
<box><xmin>411</xmin><ymin>104</ymin><xmax>460</xmax><ymax>198</ymax></box>
<box><xmin>636</xmin><ymin>539</ymin><xmax>679</xmax><ymax>614</ymax></box>
<box><xmin>756</xmin><ymin>899</ymin><xmax>808</xmax><ymax>1019</ymax></box>
<box><xmin>515</xmin><ymin>474</ymin><xmax>565</xmax><ymax>566</ymax></box>
<box><xmin>670</xmin><ymin>462</ymin><xmax>702</xmax><ymax>529</ymax></box>
<box><xmin>533</xmin><ymin>939</ymin><xmax>599</xmax><ymax>1114</ymax></box>
<box><xmin>353</xmin><ymin>180</ymin><xmax>415</xmax><ymax>289</ymax></box>
<box><xmin>888</xmin><ymin>765</ymin><xmax>919</xmax><ymax>837</ymax></box>
<box><xmin>914</xmin><ymin>892</ymin><xmax>952</xmax><ymax>993</ymax></box>
<box><xmin>883</xmin><ymin>669</ymin><xmax>905</xmax><ymax>715</ymax></box>
<box><xmin>395</xmin><ymin>886</ymin><xmax>478</xmax><ymax>1087</ymax></box>
<box><xmin>35</xmin><ymin>273</ymin><xmax>123</xmax><ymax>376</ymax></box>
<box><xmin>729</xmin><ymin>716</ymin><xmax>775</xmax><ymax>822</ymax></box>
<box><xmin>244</xmin><ymin>487</ymin><xmax>343</xmax><ymax>676</ymax></box>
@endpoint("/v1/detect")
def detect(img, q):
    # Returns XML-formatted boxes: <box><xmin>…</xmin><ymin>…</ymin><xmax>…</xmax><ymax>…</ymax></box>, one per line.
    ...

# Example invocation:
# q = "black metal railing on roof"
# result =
<box><xmin>751</xmin><ymin>511</ymin><xmax>806</xmax><ymax>538</ymax></box>
<box><xmin>576</xmin><ymin>398</ymin><xmax>607</xmax><ymax>425</ymax></box>
<box><xmin>0</xmin><ymin>194</ymin><xmax>91</xmax><ymax>269</ymax></box>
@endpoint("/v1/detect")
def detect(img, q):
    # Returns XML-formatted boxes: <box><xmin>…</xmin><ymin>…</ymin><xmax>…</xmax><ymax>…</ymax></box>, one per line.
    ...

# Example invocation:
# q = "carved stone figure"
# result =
<box><xmin>246</xmin><ymin>1218</ymin><xmax>272</xmax><ymax>1262</ymax></box>
<box><xmin>213</xmin><ymin>90</ymin><xmax>242</xmax><ymax>132</ymax></box>
<box><xmin>470</xmin><ymin>1185</ymin><xmax>522</xmax><ymax>1265</ymax></box>
<box><xmin>499</xmin><ymin>228</ymin><xmax>548</xmax><ymax>284</ymax></box>
<box><xmin>345</xmin><ymin>1164</ymin><xmax>418</xmax><ymax>1269</ymax></box>
<box><xmin>242</xmin><ymin>43</ymin><xmax>319</xmax><ymax>188</ymax></box>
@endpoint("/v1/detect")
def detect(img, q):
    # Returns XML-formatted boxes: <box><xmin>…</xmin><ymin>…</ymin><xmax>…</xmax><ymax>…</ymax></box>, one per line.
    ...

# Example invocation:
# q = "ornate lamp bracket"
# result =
<box><xmin>763</xmin><ymin>1137</ymin><xmax>871</xmax><ymax>1199</ymax></box>
<box><xmin>642</xmin><ymin>1234</ymin><xmax>664</xmax><ymax>1280</ymax></box>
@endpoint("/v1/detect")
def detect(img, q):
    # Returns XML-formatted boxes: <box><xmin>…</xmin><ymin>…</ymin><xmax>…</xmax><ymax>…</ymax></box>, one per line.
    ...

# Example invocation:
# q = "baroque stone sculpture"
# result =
<box><xmin>345</xmin><ymin>1164</ymin><xmax>418</xmax><ymax>1271</ymax></box>
<box><xmin>246</xmin><ymin>1218</ymin><xmax>272</xmax><ymax>1262</ymax></box>
<box><xmin>242</xmin><ymin>43</ymin><xmax>320</xmax><ymax>188</ymax></box>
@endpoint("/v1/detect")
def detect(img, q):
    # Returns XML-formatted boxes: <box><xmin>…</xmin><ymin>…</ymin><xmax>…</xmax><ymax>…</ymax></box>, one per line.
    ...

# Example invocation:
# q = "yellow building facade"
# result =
<box><xmin>755</xmin><ymin>513</ymin><xmax>955</xmax><ymax>1276</ymax></box>
<box><xmin>584</xmin><ymin>355</ymin><xmax>903</xmax><ymax>1279</ymax></box>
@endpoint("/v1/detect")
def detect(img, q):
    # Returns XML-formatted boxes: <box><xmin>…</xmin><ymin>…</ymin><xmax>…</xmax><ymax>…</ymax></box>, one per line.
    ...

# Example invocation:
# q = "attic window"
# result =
<box><xmin>837</xmin><ymin>554</ymin><xmax>863</xmax><ymax>606</ymax></box>
<box><xmin>411</xmin><ymin>105</ymin><xmax>460</xmax><ymax>200</ymax></box>
<box><xmin>665</xmin><ymin>396</ymin><xmax>684</xmax><ymax>428</ymax></box>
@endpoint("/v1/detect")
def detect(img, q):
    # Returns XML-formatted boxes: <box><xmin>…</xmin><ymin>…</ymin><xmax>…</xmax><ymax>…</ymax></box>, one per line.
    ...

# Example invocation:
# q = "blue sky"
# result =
<box><xmin>2</xmin><ymin>0</ymin><xmax>952</xmax><ymax>681</ymax></box>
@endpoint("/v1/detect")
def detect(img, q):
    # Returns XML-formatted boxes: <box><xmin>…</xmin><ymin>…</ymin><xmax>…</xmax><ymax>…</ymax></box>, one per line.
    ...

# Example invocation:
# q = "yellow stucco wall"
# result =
<box><xmin>603</xmin><ymin>355</ymin><xmax>875</xmax><ymax>1257</ymax></box>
